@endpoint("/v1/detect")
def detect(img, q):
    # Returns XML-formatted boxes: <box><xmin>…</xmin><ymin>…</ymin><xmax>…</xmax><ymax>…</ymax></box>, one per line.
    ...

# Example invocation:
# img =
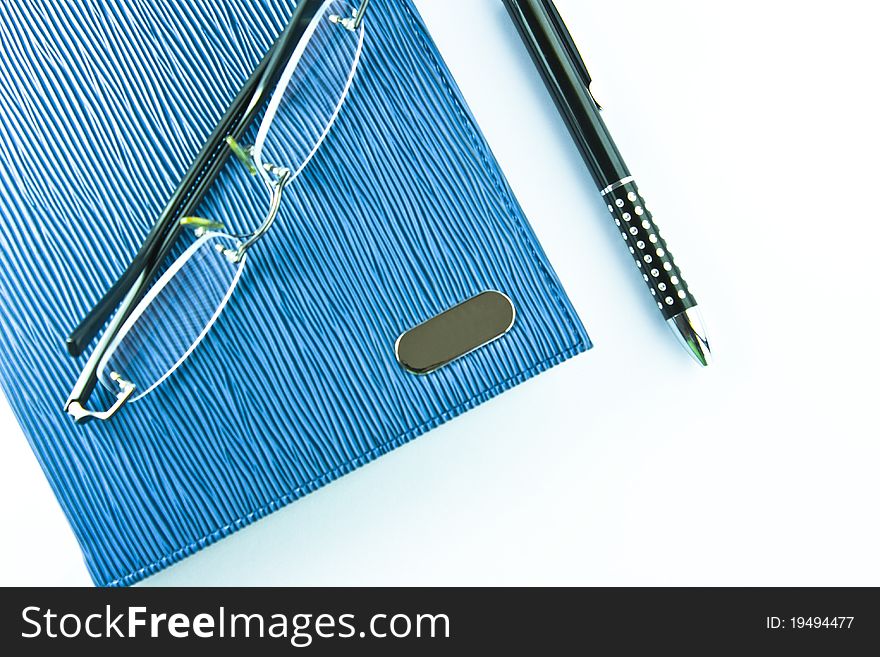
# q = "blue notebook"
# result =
<box><xmin>0</xmin><ymin>0</ymin><xmax>590</xmax><ymax>585</ymax></box>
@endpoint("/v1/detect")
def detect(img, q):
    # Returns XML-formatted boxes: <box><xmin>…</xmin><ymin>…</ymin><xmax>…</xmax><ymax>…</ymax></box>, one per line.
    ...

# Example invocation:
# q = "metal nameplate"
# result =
<box><xmin>395</xmin><ymin>291</ymin><xmax>516</xmax><ymax>375</ymax></box>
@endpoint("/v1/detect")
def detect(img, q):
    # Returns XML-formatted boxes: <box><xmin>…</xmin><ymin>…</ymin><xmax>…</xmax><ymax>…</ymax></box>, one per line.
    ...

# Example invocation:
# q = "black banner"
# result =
<box><xmin>1</xmin><ymin>587</ymin><xmax>877</xmax><ymax>654</ymax></box>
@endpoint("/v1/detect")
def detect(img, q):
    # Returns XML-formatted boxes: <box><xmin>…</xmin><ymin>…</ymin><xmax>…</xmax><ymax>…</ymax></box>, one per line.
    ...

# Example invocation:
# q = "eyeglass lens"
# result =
<box><xmin>96</xmin><ymin>0</ymin><xmax>365</xmax><ymax>403</ymax></box>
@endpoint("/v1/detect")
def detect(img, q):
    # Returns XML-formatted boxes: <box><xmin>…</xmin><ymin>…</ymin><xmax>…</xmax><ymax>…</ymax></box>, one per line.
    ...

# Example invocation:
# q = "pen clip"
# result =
<box><xmin>546</xmin><ymin>0</ymin><xmax>603</xmax><ymax>110</ymax></box>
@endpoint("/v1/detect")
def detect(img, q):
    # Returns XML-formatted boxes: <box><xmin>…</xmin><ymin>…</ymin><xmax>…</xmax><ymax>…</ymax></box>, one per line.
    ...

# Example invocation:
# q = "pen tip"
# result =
<box><xmin>667</xmin><ymin>307</ymin><xmax>711</xmax><ymax>367</ymax></box>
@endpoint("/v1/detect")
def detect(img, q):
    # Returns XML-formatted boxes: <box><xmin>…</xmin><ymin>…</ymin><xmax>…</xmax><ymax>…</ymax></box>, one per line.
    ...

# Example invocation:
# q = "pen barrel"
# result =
<box><xmin>603</xmin><ymin>181</ymin><xmax>696</xmax><ymax>320</ymax></box>
<box><xmin>503</xmin><ymin>0</ymin><xmax>630</xmax><ymax>187</ymax></box>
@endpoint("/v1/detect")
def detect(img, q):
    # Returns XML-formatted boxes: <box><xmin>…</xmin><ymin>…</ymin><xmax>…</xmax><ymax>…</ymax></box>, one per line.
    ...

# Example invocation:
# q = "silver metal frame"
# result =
<box><xmin>65</xmin><ymin>150</ymin><xmax>287</xmax><ymax>425</ymax></box>
<box><xmin>64</xmin><ymin>0</ymin><xmax>370</xmax><ymax>424</ymax></box>
<box><xmin>223</xmin><ymin>161</ymin><xmax>292</xmax><ymax>263</ymax></box>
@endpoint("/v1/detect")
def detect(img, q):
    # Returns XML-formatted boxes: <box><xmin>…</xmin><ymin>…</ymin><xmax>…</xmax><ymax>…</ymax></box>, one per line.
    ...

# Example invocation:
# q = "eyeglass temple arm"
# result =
<box><xmin>64</xmin><ymin>83</ymin><xmax>264</xmax><ymax>360</ymax></box>
<box><xmin>65</xmin><ymin>0</ymin><xmax>368</xmax><ymax>423</ymax></box>
<box><xmin>65</xmin><ymin>0</ymin><xmax>348</xmax><ymax>358</ymax></box>
<box><xmin>63</xmin><ymin>3</ymin><xmax>312</xmax><ymax>358</ymax></box>
<box><xmin>64</xmin><ymin>213</ymin><xmax>187</xmax><ymax>423</ymax></box>
<box><xmin>66</xmin><ymin>377</ymin><xmax>136</xmax><ymax>424</ymax></box>
<box><xmin>66</xmin><ymin>148</ymin><xmax>293</xmax><ymax>421</ymax></box>
<box><xmin>65</xmin><ymin>212</ymin><xmax>169</xmax><ymax>358</ymax></box>
<box><xmin>64</xmin><ymin>0</ymin><xmax>336</xmax><ymax>423</ymax></box>
<box><xmin>64</xmin><ymin>277</ymin><xmax>144</xmax><ymax>423</ymax></box>
<box><xmin>352</xmin><ymin>0</ymin><xmax>370</xmax><ymax>29</ymax></box>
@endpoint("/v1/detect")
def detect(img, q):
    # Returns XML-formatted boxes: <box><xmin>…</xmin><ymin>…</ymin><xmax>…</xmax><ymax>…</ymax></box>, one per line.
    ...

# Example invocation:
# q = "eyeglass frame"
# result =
<box><xmin>64</xmin><ymin>0</ymin><xmax>370</xmax><ymax>424</ymax></box>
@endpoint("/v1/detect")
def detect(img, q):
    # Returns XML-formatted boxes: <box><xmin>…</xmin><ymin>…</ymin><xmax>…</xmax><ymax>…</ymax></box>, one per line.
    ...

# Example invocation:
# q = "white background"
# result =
<box><xmin>1</xmin><ymin>0</ymin><xmax>878</xmax><ymax>586</ymax></box>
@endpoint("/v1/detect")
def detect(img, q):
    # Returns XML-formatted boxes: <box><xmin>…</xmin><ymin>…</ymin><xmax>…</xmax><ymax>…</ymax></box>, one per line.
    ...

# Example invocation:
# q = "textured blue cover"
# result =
<box><xmin>0</xmin><ymin>0</ymin><xmax>589</xmax><ymax>585</ymax></box>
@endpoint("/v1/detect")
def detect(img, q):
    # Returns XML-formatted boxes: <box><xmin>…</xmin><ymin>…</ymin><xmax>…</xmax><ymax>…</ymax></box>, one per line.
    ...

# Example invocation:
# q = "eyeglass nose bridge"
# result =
<box><xmin>221</xmin><ymin>164</ymin><xmax>291</xmax><ymax>263</ymax></box>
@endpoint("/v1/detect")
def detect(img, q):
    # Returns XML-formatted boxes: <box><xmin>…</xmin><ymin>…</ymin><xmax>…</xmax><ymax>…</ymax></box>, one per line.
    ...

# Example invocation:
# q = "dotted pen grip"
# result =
<box><xmin>604</xmin><ymin>182</ymin><xmax>696</xmax><ymax>320</ymax></box>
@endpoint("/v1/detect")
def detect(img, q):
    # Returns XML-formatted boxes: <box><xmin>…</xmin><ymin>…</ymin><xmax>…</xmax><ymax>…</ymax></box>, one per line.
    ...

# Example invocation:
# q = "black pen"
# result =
<box><xmin>502</xmin><ymin>0</ymin><xmax>711</xmax><ymax>366</ymax></box>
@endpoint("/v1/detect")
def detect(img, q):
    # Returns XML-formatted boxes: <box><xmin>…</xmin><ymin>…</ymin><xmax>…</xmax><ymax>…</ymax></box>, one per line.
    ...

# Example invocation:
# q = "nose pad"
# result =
<box><xmin>225</xmin><ymin>136</ymin><xmax>257</xmax><ymax>175</ymax></box>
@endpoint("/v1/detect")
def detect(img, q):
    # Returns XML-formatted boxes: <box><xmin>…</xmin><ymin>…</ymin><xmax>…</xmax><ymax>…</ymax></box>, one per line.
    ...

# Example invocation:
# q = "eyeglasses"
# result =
<box><xmin>65</xmin><ymin>0</ymin><xmax>368</xmax><ymax>423</ymax></box>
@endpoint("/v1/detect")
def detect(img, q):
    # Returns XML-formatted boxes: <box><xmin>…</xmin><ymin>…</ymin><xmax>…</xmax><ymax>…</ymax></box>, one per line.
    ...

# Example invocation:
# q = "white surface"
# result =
<box><xmin>1</xmin><ymin>0</ymin><xmax>878</xmax><ymax>586</ymax></box>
